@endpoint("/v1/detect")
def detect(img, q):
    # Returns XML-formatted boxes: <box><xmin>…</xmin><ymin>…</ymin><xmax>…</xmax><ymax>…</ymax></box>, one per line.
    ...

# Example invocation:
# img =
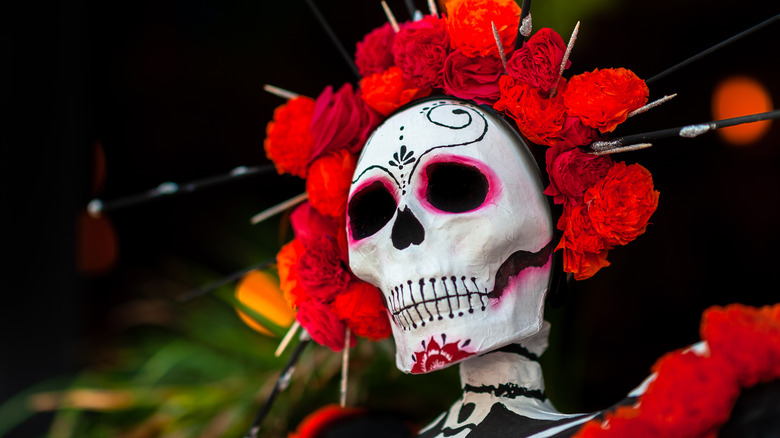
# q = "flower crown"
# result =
<box><xmin>263</xmin><ymin>0</ymin><xmax>659</xmax><ymax>351</ymax></box>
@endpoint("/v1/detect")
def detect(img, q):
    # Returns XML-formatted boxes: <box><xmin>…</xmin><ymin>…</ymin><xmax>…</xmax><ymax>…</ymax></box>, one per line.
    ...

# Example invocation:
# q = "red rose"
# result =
<box><xmin>585</xmin><ymin>162</ymin><xmax>659</xmax><ymax>246</ymax></box>
<box><xmin>355</xmin><ymin>22</ymin><xmax>397</xmax><ymax>77</ymax></box>
<box><xmin>494</xmin><ymin>75</ymin><xmax>567</xmax><ymax>145</ymax></box>
<box><xmin>307</xmin><ymin>149</ymin><xmax>358</xmax><ymax>218</ymax></box>
<box><xmin>263</xmin><ymin>96</ymin><xmax>316</xmax><ymax>178</ymax></box>
<box><xmin>445</xmin><ymin>0</ymin><xmax>520</xmax><ymax>58</ymax></box>
<box><xmin>297</xmin><ymin>299</ymin><xmax>355</xmax><ymax>352</ymax></box>
<box><xmin>310</xmin><ymin>84</ymin><xmax>382</xmax><ymax>160</ymax></box>
<box><xmin>297</xmin><ymin>234</ymin><xmax>352</xmax><ymax>303</ymax></box>
<box><xmin>443</xmin><ymin>49</ymin><xmax>503</xmax><ymax>105</ymax></box>
<box><xmin>410</xmin><ymin>337</ymin><xmax>475</xmax><ymax>374</ymax></box>
<box><xmin>330</xmin><ymin>281</ymin><xmax>391</xmax><ymax>341</ymax></box>
<box><xmin>544</xmin><ymin>146</ymin><xmax>612</xmax><ymax>204</ymax></box>
<box><xmin>563</xmin><ymin>68</ymin><xmax>649</xmax><ymax>133</ymax></box>
<box><xmin>360</xmin><ymin>66</ymin><xmax>432</xmax><ymax>116</ymax></box>
<box><xmin>506</xmin><ymin>28</ymin><xmax>569</xmax><ymax>93</ymax></box>
<box><xmin>392</xmin><ymin>15</ymin><xmax>450</xmax><ymax>89</ymax></box>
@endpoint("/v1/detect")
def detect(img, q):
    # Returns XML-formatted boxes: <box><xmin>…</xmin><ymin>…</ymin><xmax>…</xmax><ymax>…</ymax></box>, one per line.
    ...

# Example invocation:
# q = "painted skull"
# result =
<box><xmin>346</xmin><ymin>98</ymin><xmax>554</xmax><ymax>374</ymax></box>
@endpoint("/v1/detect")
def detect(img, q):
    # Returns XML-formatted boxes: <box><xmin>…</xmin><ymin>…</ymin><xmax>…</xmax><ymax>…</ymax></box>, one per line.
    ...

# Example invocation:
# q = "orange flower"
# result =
<box><xmin>306</xmin><ymin>149</ymin><xmax>358</xmax><ymax>218</ymax></box>
<box><xmin>585</xmin><ymin>162</ymin><xmax>659</xmax><ymax>246</ymax></box>
<box><xmin>359</xmin><ymin>66</ymin><xmax>431</xmax><ymax>116</ymax></box>
<box><xmin>263</xmin><ymin>96</ymin><xmax>316</xmax><ymax>178</ymax></box>
<box><xmin>563</xmin><ymin>68</ymin><xmax>649</xmax><ymax>133</ymax></box>
<box><xmin>445</xmin><ymin>0</ymin><xmax>520</xmax><ymax>58</ymax></box>
<box><xmin>276</xmin><ymin>238</ymin><xmax>308</xmax><ymax>308</ymax></box>
<box><xmin>494</xmin><ymin>75</ymin><xmax>567</xmax><ymax>146</ymax></box>
<box><xmin>235</xmin><ymin>270</ymin><xmax>295</xmax><ymax>336</ymax></box>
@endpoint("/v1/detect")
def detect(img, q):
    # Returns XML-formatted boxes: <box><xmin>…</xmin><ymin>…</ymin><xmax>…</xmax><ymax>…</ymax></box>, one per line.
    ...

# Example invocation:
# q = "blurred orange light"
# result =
<box><xmin>236</xmin><ymin>270</ymin><xmax>295</xmax><ymax>336</ymax></box>
<box><xmin>712</xmin><ymin>76</ymin><xmax>773</xmax><ymax>146</ymax></box>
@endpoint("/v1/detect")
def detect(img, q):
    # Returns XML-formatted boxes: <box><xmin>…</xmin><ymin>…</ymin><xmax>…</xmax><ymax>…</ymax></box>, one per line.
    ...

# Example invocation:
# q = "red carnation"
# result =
<box><xmin>296</xmin><ymin>299</ymin><xmax>355</xmax><ymax>352</ymax></box>
<box><xmin>331</xmin><ymin>281</ymin><xmax>391</xmax><ymax>341</ymax></box>
<box><xmin>443</xmin><ymin>49</ymin><xmax>503</xmax><ymax>105</ymax></box>
<box><xmin>355</xmin><ymin>22</ymin><xmax>397</xmax><ymax>77</ymax></box>
<box><xmin>506</xmin><ymin>28</ymin><xmax>569</xmax><ymax>93</ymax></box>
<box><xmin>556</xmin><ymin>203</ymin><xmax>611</xmax><ymax>280</ymax></box>
<box><xmin>544</xmin><ymin>145</ymin><xmax>613</xmax><ymax>204</ymax></box>
<box><xmin>290</xmin><ymin>202</ymin><xmax>349</xmax><ymax>260</ymax></box>
<box><xmin>445</xmin><ymin>0</ymin><xmax>520</xmax><ymax>58</ymax></box>
<box><xmin>556</xmin><ymin>116</ymin><xmax>600</xmax><ymax>149</ymax></box>
<box><xmin>297</xmin><ymin>234</ymin><xmax>352</xmax><ymax>303</ymax></box>
<box><xmin>494</xmin><ymin>75</ymin><xmax>567</xmax><ymax>145</ymax></box>
<box><xmin>307</xmin><ymin>149</ymin><xmax>358</xmax><ymax>218</ymax></box>
<box><xmin>392</xmin><ymin>15</ymin><xmax>450</xmax><ymax>89</ymax></box>
<box><xmin>310</xmin><ymin>84</ymin><xmax>382</xmax><ymax>160</ymax></box>
<box><xmin>585</xmin><ymin>162</ymin><xmax>659</xmax><ymax>246</ymax></box>
<box><xmin>263</xmin><ymin>96</ymin><xmax>316</xmax><ymax>178</ymax></box>
<box><xmin>563</xmin><ymin>68</ymin><xmax>649</xmax><ymax>133</ymax></box>
<box><xmin>360</xmin><ymin>66</ymin><xmax>432</xmax><ymax>116</ymax></box>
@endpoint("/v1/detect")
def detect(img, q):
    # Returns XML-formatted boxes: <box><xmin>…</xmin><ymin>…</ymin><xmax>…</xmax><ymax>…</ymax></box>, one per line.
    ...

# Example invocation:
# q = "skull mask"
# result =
<box><xmin>347</xmin><ymin>98</ymin><xmax>554</xmax><ymax>374</ymax></box>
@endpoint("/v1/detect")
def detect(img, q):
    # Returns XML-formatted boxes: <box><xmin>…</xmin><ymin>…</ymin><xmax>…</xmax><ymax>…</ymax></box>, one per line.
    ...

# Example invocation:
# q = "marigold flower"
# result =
<box><xmin>494</xmin><ymin>75</ymin><xmax>567</xmax><ymax>146</ymax></box>
<box><xmin>277</xmin><ymin>238</ymin><xmax>308</xmax><ymax>308</ymax></box>
<box><xmin>307</xmin><ymin>149</ymin><xmax>358</xmax><ymax>218</ymax></box>
<box><xmin>235</xmin><ymin>270</ymin><xmax>295</xmax><ymax>336</ymax></box>
<box><xmin>360</xmin><ymin>66</ymin><xmax>432</xmax><ymax>116</ymax></box>
<box><xmin>263</xmin><ymin>96</ymin><xmax>316</xmax><ymax>178</ymax></box>
<box><xmin>585</xmin><ymin>162</ymin><xmax>659</xmax><ymax>246</ymax></box>
<box><xmin>563</xmin><ymin>68</ymin><xmax>649</xmax><ymax>133</ymax></box>
<box><xmin>446</xmin><ymin>0</ymin><xmax>521</xmax><ymax>58</ymax></box>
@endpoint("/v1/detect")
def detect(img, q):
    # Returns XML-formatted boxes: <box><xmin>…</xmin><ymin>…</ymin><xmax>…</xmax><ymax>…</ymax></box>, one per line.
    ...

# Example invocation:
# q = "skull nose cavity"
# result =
<box><xmin>391</xmin><ymin>207</ymin><xmax>425</xmax><ymax>250</ymax></box>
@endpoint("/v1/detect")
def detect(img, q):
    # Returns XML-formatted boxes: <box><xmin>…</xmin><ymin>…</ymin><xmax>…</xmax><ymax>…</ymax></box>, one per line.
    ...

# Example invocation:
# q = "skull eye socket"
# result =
<box><xmin>425</xmin><ymin>162</ymin><xmax>489</xmax><ymax>213</ymax></box>
<box><xmin>348</xmin><ymin>181</ymin><xmax>397</xmax><ymax>240</ymax></box>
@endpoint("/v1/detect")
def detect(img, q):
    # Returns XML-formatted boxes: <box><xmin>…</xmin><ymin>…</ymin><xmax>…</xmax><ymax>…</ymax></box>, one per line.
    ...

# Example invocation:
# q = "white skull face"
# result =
<box><xmin>347</xmin><ymin>98</ymin><xmax>553</xmax><ymax>374</ymax></box>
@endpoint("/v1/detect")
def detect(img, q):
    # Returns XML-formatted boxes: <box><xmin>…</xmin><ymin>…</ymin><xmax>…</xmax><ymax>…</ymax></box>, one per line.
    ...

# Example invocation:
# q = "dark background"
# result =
<box><xmin>3</xmin><ymin>0</ymin><xmax>779</xmax><ymax>435</ymax></box>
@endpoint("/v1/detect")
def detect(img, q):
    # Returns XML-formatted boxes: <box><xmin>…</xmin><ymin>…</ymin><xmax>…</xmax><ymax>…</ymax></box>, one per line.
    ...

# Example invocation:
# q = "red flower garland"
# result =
<box><xmin>262</xmin><ymin>0</ymin><xmax>661</xmax><ymax>348</ymax></box>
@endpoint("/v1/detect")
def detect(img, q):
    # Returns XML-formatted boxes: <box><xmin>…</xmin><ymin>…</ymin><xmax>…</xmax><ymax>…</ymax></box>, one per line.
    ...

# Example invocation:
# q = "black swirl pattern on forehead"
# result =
<box><xmin>352</xmin><ymin>102</ymin><xmax>489</xmax><ymax>188</ymax></box>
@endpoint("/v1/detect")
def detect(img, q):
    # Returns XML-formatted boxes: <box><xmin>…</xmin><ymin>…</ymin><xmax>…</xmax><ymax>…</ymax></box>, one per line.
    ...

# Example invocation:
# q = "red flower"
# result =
<box><xmin>494</xmin><ymin>75</ymin><xmax>567</xmax><ymax>145</ymax></box>
<box><xmin>506</xmin><ymin>28</ymin><xmax>570</xmax><ymax>93</ymax></box>
<box><xmin>410</xmin><ymin>337</ymin><xmax>475</xmax><ymax>374</ymax></box>
<box><xmin>563</xmin><ymin>68</ymin><xmax>649</xmax><ymax>133</ymax></box>
<box><xmin>297</xmin><ymin>299</ymin><xmax>355</xmax><ymax>352</ymax></box>
<box><xmin>556</xmin><ymin>116</ymin><xmax>600</xmax><ymax>148</ymax></box>
<box><xmin>392</xmin><ymin>15</ymin><xmax>450</xmax><ymax>89</ymax></box>
<box><xmin>442</xmin><ymin>50</ymin><xmax>503</xmax><ymax>105</ymax></box>
<box><xmin>544</xmin><ymin>145</ymin><xmax>613</xmax><ymax>205</ymax></box>
<box><xmin>355</xmin><ymin>22</ymin><xmax>397</xmax><ymax>77</ymax></box>
<box><xmin>276</xmin><ymin>238</ymin><xmax>308</xmax><ymax>308</ymax></box>
<box><xmin>445</xmin><ymin>0</ymin><xmax>521</xmax><ymax>58</ymax></box>
<box><xmin>297</xmin><ymin>235</ymin><xmax>352</xmax><ymax>303</ymax></box>
<box><xmin>263</xmin><ymin>96</ymin><xmax>316</xmax><ymax>178</ymax></box>
<box><xmin>290</xmin><ymin>202</ymin><xmax>348</xmax><ymax>260</ymax></box>
<box><xmin>307</xmin><ymin>149</ymin><xmax>358</xmax><ymax>218</ymax></box>
<box><xmin>701</xmin><ymin>304</ymin><xmax>780</xmax><ymax>387</ymax></box>
<box><xmin>556</xmin><ymin>202</ymin><xmax>611</xmax><ymax>280</ymax></box>
<box><xmin>310</xmin><ymin>84</ymin><xmax>382</xmax><ymax>160</ymax></box>
<box><xmin>360</xmin><ymin>66</ymin><xmax>432</xmax><ymax>116</ymax></box>
<box><xmin>585</xmin><ymin>162</ymin><xmax>659</xmax><ymax>246</ymax></box>
<box><xmin>330</xmin><ymin>281</ymin><xmax>391</xmax><ymax>341</ymax></box>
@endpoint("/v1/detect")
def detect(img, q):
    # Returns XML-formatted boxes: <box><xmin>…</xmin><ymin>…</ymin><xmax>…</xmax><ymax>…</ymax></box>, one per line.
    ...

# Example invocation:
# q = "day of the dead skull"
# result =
<box><xmin>346</xmin><ymin>97</ymin><xmax>554</xmax><ymax>374</ymax></box>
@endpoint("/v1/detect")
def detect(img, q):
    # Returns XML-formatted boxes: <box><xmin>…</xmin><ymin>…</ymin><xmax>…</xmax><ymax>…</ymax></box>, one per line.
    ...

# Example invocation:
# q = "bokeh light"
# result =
<box><xmin>712</xmin><ymin>76</ymin><xmax>773</xmax><ymax>146</ymax></box>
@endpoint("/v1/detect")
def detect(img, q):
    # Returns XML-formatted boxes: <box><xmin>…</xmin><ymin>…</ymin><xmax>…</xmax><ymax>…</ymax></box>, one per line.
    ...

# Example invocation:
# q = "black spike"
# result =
<box><xmin>303</xmin><ymin>0</ymin><xmax>362</xmax><ymax>80</ymax></box>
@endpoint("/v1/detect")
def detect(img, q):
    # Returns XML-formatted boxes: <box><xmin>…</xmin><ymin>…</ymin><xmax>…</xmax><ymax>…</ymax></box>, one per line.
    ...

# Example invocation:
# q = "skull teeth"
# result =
<box><xmin>385</xmin><ymin>276</ymin><xmax>489</xmax><ymax>331</ymax></box>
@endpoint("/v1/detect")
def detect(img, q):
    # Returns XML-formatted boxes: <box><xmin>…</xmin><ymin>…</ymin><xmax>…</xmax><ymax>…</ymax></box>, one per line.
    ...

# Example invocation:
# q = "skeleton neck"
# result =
<box><xmin>459</xmin><ymin>322</ymin><xmax>551</xmax><ymax>409</ymax></box>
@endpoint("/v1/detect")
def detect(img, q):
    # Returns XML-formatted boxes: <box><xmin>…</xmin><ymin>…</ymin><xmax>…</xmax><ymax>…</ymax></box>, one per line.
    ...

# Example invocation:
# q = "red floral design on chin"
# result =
<box><xmin>410</xmin><ymin>336</ymin><xmax>475</xmax><ymax>374</ymax></box>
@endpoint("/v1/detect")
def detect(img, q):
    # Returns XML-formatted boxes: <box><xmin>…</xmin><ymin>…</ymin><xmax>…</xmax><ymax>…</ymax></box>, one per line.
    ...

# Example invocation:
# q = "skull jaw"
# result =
<box><xmin>394</xmin><ymin>258</ymin><xmax>552</xmax><ymax>374</ymax></box>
